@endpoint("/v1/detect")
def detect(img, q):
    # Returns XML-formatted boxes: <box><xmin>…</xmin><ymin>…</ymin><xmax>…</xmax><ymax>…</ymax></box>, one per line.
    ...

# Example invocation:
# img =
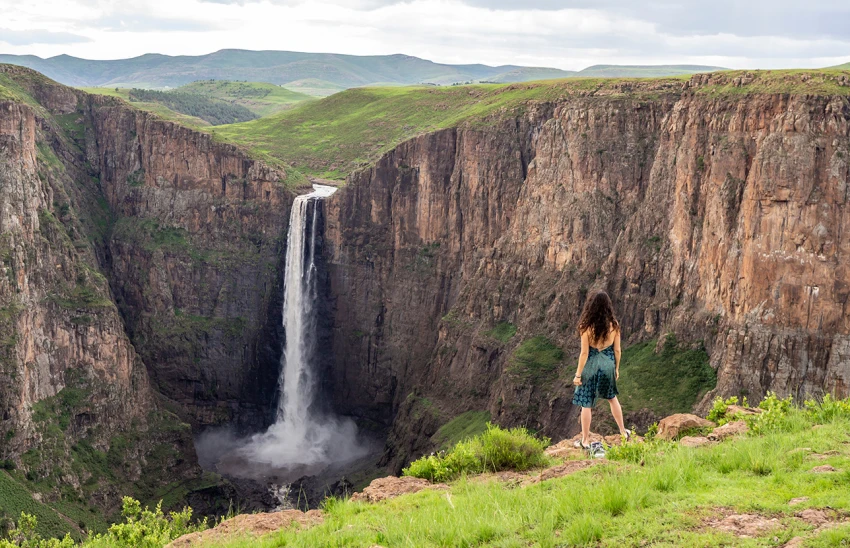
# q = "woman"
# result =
<box><xmin>572</xmin><ymin>291</ymin><xmax>631</xmax><ymax>450</ymax></box>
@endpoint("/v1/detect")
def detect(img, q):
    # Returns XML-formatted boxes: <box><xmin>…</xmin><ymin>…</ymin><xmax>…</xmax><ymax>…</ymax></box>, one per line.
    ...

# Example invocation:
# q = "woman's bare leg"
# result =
<box><xmin>581</xmin><ymin>407</ymin><xmax>592</xmax><ymax>445</ymax></box>
<box><xmin>607</xmin><ymin>397</ymin><xmax>628</xmax><ymax>436</ymax></box>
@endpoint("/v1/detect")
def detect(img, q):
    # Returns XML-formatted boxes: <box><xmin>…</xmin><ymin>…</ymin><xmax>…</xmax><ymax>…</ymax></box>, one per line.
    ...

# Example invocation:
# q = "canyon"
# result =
<box><xmin>1</xmin><ymin>64</ymin><xmax>849</xmax><ymax>529</ymax></box>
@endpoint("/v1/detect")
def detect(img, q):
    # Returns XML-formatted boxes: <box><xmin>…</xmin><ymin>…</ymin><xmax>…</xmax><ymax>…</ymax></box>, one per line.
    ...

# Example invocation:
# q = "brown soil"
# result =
<box><xmin>166</xmin><ymin>510</ymin><xmax>324</xmax><ymax>547</ymax></box>
<box><xmin>349</xmin><ymin>476</ymin><xmax>448</xmax><ymax>503</ymax></box>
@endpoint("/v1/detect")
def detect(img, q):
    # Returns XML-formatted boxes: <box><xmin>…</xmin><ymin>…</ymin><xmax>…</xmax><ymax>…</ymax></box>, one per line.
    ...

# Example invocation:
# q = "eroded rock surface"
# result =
<box><xmin>324</xmin><ymin>84</ymin><xmax>850</xmax><ymax>471</ymax></box>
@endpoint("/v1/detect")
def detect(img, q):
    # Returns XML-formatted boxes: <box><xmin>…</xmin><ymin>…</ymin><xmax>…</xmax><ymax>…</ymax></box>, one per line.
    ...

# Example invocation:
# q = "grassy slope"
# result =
<box><xmin>281</xmin><ymin>79</ymin><xmax>346</xmax><ymax>97</ymax></box>
<box><xmin>211</xmin><ymin>78</ymin><xmax>676</xmax><ymax>179</ymax></box>
<box><xmin>211</xmin><ymin>414</ymin><xmax>850</xmax><ymax>548</ymax></box>
<box><xmin>174</xmin><ymin>81</ymin><xmax>314</xmax><ymax>116</ymax></box>
<box><xmin>79</xmin><ymin>87</ymin><xmax>210</xmax><ymax>129</ymax></box>
<box><xmin>211</xmin><ymin>69</ymin><xmax>850</xmax><ymax>180</ymax></box>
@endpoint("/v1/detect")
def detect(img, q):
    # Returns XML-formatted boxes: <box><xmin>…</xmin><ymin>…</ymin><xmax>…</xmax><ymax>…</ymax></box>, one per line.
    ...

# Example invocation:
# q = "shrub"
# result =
<box><xmin>87</xmin><ymin>497</ymin><xmax>205</xmax><ymax>548</ymax></box>
<box><xmin>476</xmin><ymin>423</ymin><xmax>550</xmax><ymax>472</ymax></box>
<box><xmin>746</xmin><ymin>392</ymin><xmax>794</xmax><ymax>435</ymax></box>
<box><xmin>0</xmin><ymin>513</ymin><xmax>74</xmax><ymax>548</ymax></box>
<box><xmin>804</xmin><ymin>393</ymin><xmax>850</xmax><ymax>424</ymax></box>
<box><xmin>403</xmin><ymin>423</ymin><xmax>550</xmax><ymax>482</ymax></box>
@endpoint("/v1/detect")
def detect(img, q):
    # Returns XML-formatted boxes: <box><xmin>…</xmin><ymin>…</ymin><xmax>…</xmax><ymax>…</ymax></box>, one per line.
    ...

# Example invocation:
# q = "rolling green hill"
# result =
<box><xmin>0</xmin><ymin>49</ymin><xmax>723</xmax><ymax>92</ymax></box>
<box><xmin>175</xmin><ymin>80</ymin><xmax>314</xmax><ymax>116</ymax></box>
<box><xmin>279</xmin><ymin>78</ymin><xmax>347</xmax><ymax>97</ymax></box>
<box><xmin>211</xmin><ymin>69</ymin><xmax>850</xmax><ymax>180</ymax></box>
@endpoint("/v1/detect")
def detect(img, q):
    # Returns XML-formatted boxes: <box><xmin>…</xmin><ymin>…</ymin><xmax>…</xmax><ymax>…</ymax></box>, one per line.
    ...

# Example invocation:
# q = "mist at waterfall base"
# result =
<box><xmin>196</xmin><ymin>185</ymin><xmax>373</xmax><ymax>482</ymax></box>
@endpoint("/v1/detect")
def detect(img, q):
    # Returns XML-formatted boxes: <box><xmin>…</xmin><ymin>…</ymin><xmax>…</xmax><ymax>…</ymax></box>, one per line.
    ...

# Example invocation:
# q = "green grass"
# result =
<box><xmin>617</xmin><ymin>335</ymin><xmax>716</xmax><ymax>417</ymax></box>
<box><xmin>175</xmin><ymin>80</ymin><xmax>315</xmax><ymax>117</ymax></box>
<box><xmin>210</xmin><ymin>69</ymin><xmax>850</xmax><ymax>180</ymax></box>
<box><xmin>431</xmin><ymin>411</ymin><xmax>491</xmax><ymax>450</ymax></box>
<box><xmin>210</xmin><ymin>80</ymin><xmax>680</xmax><ymax>179</ymax></box>
<box><xmin>209</xmin><ymin>412</ymin><xmax>850</xmax><ymax>548</ymax></box>
<box><xmin>484</xmin><ymin>322</ymin><xmax>517</xmax><ymax>343</ymax></box>
<box><xmin>0</xmin><ymin>471</ymin><xmax>78</xmax><ymax>540</ymax></box>
<box><xmin>280</xmin><ymin>78</ymin><xmax>346</xmax><ymax>97</ymax></box>
<box><xmin>507</xmin><ymin>336</ymin><xmax>564</xmax><ymax>383</ymax></box>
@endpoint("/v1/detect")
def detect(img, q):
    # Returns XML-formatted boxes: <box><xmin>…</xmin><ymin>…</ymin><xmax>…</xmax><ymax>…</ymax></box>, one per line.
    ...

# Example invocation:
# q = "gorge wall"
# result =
<box><xmin>324</xmin><ymin>75</ymin><xmax>850</xmax><ymax>470</ymax></box>
<box><xmin>0</xmin><ymin>65</ymin><xmax>295</xmax><ymax>521</ymax></box>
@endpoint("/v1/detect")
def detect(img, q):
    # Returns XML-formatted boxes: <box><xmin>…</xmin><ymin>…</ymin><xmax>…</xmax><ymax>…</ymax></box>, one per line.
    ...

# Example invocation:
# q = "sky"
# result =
<box><xmin>0</xmin><ymin>0</ymin><xmax>848</xmax><ymax>70</ymax></box>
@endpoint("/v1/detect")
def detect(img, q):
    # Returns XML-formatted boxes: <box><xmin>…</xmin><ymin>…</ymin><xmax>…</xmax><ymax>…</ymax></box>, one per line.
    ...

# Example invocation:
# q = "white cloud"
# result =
<box><xmin>0</xmin><ymin>0</ymin><xmax>847</xmax><ymax>69</ymax></box>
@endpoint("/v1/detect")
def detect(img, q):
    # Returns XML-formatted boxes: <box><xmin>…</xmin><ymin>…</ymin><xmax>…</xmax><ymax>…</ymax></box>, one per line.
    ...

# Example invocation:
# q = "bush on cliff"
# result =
<box><xmin>403</xmin><ymin>423</ymin><xmax>550</xmax><ymax>482</ymax></box>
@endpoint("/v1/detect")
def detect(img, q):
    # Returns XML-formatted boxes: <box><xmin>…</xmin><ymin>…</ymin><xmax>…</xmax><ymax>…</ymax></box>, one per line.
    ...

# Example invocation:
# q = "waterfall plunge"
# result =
<box><xmin>239</xmin><ymin>184</ymin><xmax>367</xmax><ymax>470</ymax></box>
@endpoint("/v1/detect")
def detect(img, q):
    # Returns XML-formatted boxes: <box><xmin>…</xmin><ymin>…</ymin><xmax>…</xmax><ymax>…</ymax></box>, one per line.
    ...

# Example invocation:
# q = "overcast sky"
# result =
<box><xmin>0</xmin><ymin>0</ymin><xmax>848</xmax><ymax>70</ymax></box>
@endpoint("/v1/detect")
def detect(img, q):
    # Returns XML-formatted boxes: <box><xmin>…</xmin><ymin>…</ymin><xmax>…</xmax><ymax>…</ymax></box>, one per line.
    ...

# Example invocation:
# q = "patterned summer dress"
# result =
<box><xmin>572</xmin><ymin>343</ymin><xmax>618</xmax><ymax>408</ymax></box>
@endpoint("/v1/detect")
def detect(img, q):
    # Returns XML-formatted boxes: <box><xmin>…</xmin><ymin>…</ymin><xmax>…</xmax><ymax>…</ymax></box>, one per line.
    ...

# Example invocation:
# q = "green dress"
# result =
<box><xmin>572</xmin><ymin>344</ymin><xmax>618</xmax><ymax>408</ymax></box>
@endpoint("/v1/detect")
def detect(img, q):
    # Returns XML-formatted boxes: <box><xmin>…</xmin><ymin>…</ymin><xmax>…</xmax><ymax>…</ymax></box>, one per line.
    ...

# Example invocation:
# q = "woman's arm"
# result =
<box><xmin>614</xmin><ymin>328</ymin><xmax>622</xmax><ymax>380</ymax></box>
<box><xmin>573</xmin><ymin>330</ymin><xmax>590</xmax><ymax>385</ymax></box>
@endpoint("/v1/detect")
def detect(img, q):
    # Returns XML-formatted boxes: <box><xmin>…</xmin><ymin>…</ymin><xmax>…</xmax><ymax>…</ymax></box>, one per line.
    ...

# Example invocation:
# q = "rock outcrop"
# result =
<box><xmin>324</xmin><ymin>79</ymin><xmax>850</xmax><ymax>470</ymax></box>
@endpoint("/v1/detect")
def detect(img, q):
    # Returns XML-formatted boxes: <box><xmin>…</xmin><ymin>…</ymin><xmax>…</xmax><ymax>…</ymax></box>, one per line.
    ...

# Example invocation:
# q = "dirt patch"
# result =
<box><xmin>468</xmin><ymin>470</ymin><xmax>528</xmax><ymax>486</ymax></box>
<box><xmin>531</xmin><ymin>460</ymin><xmax>599</xmax><ymax>483</ymax></box>
<box><xmin>810</xmin><ymin>465</ymin><xmax>838</xmax><ymax>473</ymax></box>
<box><xmin>707</xmin><ymin>513</ymin><xmax>782</xmax><ymax>538</ymax></box>
<box><xmin>788</xmin><ymin>497</ymin><xmax>810</xmax><ymax>506</ymax></box>
<box><xmin>809</xmin><ymin>450</ymin><xmax>840</xmax><ymax>460</ymax></box>
<box><xmin>350</xmin><ymin>476</ymin><xmax>448</xmax><ymax>503</ymax></box>
<box><xmin>545</xmin><ymin>439</ymin><xmax>587</xmax><ymax>460</ymax></box>
<box><xmin>166</xmin><ymin>510</ymin><xmax>323</xmax><ymax>547</ymax></box>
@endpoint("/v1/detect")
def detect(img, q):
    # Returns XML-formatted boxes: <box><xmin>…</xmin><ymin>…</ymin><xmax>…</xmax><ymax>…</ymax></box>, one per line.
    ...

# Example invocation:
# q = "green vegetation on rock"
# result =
<box><xmin>484</xmin><ymin>322</ymin><xmax>516</xmax><ymax>343</ymax></box>
<box><xmin>431</xmin><ymin>411</ymin><xmax>491</xmax><ymax>451</ymax></box>
<box><xmin>508</xmin><ymin>336</ymin><xmax>564</xmax><ymax>382</ymax></box>
<box><xmin>617</xmin><ymin>335</ymin><xmax>716</xmax><ymax>417</ymax></box>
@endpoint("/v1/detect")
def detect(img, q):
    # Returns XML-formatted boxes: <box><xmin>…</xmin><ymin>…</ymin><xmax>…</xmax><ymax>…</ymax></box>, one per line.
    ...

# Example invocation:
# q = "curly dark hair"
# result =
<box><xmin>577</xmin><ymin>291</ymin><xmax>619</xmax><ymax>345</ymax></box>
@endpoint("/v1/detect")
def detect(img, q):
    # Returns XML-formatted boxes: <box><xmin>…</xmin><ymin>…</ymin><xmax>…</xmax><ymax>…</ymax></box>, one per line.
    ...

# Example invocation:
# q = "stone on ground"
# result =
<box><xmin>166</xmin><ymin>510</ymin><xmax>323</xmax><ymax>547</ymax></box>
<box><xmin>708</xmin><ymin>420</ymin><xmax>749</xmax><ymax>440</ymax></box>
<box><xmin>725</xmin><ymin>405</ymin><xmax>761</xmax><ymax>416</ymax></box>
<box><xmin>679</xmin><ymin>436</ymin><xmax>712</xmax><ymax>448</ymax></box>
<box><xmin>350</xmin><ymin>476</ymin><xmax>448</xmax><ymax>503</ymax></box>
<box><xmin>788</xmin><ymin>497</ymin><xmax>809</xmax><ymax>506</ymax></box>
<box><xmin>657</xmin><ymin>414</ymin><xmax>715</xmax><ymax>441</ymax></box>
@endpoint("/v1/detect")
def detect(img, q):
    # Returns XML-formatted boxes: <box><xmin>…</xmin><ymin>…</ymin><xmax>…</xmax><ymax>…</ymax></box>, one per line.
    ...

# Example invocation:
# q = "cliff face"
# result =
<box><xmin>82</xmin><ymin>94</ymin><xmax>294</xmax><ymax>428</ymax></box>
<box><xmin>324</xmin><ymin>77</ymin><xmax>850</xmax><ymax>469</ymax></box>
<box><xmin>0</xmin><ymin>65</ymin><xmax>294</xmax><ymax>518</ymax></box>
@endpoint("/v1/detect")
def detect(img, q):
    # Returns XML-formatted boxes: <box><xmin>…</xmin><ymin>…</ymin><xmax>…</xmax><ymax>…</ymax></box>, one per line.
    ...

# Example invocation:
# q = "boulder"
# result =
<box><xmin>725</xmin><ymin>405</ymin><xmax>761</xmax><ymax>416</ymax></box>
<box><xmin>657</xmin><ymin>414</ymin><xmax>715</xmax><ymax>441</ymax></box>
<box><xmin>708</xmin><ymin>420</ymin><xmax>749</xmax><ymax>441</ymax></box>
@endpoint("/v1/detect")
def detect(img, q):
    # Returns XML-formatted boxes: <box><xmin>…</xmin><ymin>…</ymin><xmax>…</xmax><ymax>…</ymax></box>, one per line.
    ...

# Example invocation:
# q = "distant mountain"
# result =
<box><xmin>828</xmin><ymin>62</ymin><xmax>850</xmax><ymax>69</ymax></box>
<box><xmin>486</xmin><ymin>67</ymin><xmax>577</xmax><ymax>83</ymax></box>
<box><xmin>0</xmin><ymin>50</ymin><xmax>726</xmax><ymax>93</ymax></box>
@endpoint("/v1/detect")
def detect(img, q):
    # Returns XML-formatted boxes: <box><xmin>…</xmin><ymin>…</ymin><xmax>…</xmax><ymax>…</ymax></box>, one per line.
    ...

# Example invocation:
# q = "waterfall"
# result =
<box><xmin>239</xmin><ymin>184</ymin><xmax>366</xmax><ymax>470</ymax></box>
